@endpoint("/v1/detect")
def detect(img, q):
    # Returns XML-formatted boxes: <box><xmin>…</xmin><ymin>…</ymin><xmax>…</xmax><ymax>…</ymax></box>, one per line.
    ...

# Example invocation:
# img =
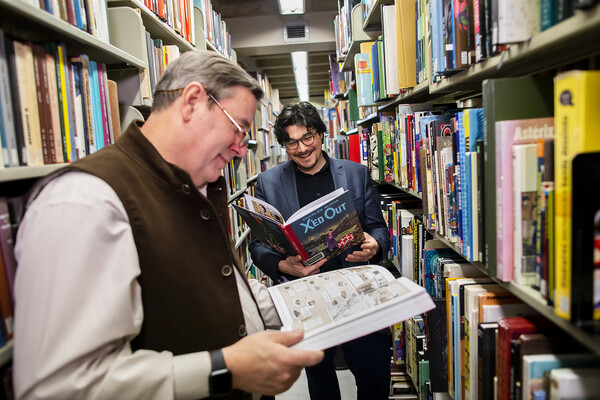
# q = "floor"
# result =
<box><xmin>276</xmin><ymin>369</ymin><xmax>358</xmax><ymax>400</ymax></box>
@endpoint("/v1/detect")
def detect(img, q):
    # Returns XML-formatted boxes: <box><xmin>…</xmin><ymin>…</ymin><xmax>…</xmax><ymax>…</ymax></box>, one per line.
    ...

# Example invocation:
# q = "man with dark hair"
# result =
<box><xmin>249</xmin><ymin>101</ymin><xmax>391</xmax><ymax>400</ymax></box>
<box><xmin>13</xmin><ymin>51</ymin><xmax>323</xmax><ymax>400</ymax></box>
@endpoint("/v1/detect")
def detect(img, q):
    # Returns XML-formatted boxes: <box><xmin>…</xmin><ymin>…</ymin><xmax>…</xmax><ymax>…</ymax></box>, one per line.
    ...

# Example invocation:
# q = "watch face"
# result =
<box><xmin>210</xmin><ymin>368</ymin><xmax>232</xmax><ymax>396</ymax></box>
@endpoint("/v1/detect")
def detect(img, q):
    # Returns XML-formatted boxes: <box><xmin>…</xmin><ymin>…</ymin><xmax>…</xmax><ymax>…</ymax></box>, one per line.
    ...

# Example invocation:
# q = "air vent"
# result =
<box><xmin>283</xmin><ymin>22</ymin><xmax>309</xmax><ymax>42</ymax></box>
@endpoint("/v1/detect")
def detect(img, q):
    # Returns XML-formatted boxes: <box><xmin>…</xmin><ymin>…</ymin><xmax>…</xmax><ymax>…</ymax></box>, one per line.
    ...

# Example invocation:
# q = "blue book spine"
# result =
<box><xmin>458</xmin><ymin>112</ymin><xmax>467</xmax><ymax>255</ymax></box>
<box><xmin>465</xmin><ymin>152</ymin><xmax>473</xmax><ymax>261</ymax></box>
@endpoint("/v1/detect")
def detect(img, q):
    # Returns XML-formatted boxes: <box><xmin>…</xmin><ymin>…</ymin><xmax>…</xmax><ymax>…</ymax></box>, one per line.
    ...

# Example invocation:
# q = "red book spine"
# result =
<box><xmin>496</xmin><ymin>317</ymin><xmax>538</xmax><ymax>400</ymax></box>
<box><xmin>280</xmin><ymin>224</ymin><xmax>310</xmax><ymax>261</ymax></box>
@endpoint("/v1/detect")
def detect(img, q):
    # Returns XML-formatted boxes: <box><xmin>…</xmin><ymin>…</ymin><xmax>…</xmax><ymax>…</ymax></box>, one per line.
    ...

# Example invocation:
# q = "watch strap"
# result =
<box><xmin>209</xmin><ymin>348</ymin><xmax>227</xmax><ymax>372</ymax></box>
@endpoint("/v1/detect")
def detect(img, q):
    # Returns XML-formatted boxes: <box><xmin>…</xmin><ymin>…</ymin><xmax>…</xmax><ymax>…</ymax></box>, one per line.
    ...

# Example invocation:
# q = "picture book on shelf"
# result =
<box><xmin>232</xmin><ymin>187</ymin><xmax>364</xmax><ymax>265</ymax></box>
<box><xmin>268</xmin><ymin>265</ymin><xmax>435</xmax><ymax>350</ymax></box>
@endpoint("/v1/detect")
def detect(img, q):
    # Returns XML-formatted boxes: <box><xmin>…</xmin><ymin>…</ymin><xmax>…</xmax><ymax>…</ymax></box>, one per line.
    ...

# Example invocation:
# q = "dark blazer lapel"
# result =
<box><xmin>280</xmin><ymin>161</ymin><xmax>300</xmax><ymax>218</ymax></box>
<box><xmin>330</xmin><ymin>158</ymin><xmax>348</xmax><ymax>191</ymax></box>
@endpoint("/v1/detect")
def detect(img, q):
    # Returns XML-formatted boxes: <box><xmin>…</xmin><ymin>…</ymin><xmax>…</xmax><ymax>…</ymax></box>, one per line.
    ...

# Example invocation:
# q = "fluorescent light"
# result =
<box><xmin>278</xmin><ymin>0</ymin><xmax>304</xmax><ymax>14</ymax></box>
<box><xmin>291</xmin><ymin>51</ymin><xmax>309</xmax><ymax>101</ymax></box>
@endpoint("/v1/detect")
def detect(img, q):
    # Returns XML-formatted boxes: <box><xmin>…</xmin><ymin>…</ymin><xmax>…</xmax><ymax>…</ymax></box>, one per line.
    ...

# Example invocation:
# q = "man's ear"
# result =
<box><xmin>180</xmin><ymin>82</ymin><xmax>207</xmax><ymax>122</ymax></box>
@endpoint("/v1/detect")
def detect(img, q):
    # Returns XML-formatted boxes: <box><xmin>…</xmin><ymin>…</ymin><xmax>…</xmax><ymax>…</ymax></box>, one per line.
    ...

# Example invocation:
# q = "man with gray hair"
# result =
<box><xmin>13</xmin><ymin>50</ymin><xmax>323</xmax><ymax>400</ymax></box>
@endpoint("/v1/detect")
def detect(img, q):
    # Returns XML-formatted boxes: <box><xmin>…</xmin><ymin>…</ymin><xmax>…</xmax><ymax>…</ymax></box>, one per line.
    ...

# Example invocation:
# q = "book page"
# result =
<box><xmin>287</xmin><ymin>187</ymin><xmax>346</xmax><ymax>224</ymax></box>
<box><xmin>243</xmin><ymin>193</ymin><xmax>284</xmax><ymax>224</ymax></box>
<box><xmin>268</xmin><ymin>265</ymin><xmax>414</xmax><ymax>339</ymax></box>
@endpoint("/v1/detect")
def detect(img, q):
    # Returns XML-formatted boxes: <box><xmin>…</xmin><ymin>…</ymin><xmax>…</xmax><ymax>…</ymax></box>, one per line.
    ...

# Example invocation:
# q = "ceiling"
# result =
<box><xmin>210</xmin><ymin>0</ymin><xmax>339</xmax><ymax>104</ymax></box>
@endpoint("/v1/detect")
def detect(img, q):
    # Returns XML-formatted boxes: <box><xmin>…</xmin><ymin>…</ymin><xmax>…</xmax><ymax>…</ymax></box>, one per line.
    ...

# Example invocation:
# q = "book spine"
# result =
<box><xmin>554</xmin><ymin>71</ymin><xmax>600</xmax><ymax>320</ymax></box>
<box><xmin>279</xmin><ymin>224</ymin><xmax>310</xmax><ymax>261</ymax></box>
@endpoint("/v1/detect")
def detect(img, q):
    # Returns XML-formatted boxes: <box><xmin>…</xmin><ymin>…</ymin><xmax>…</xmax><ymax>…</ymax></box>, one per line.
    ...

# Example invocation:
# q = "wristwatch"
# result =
<box><xmin>209</xmin><ymin>349</ymin><xmax>232</xmax><ymax>397</ymax></box>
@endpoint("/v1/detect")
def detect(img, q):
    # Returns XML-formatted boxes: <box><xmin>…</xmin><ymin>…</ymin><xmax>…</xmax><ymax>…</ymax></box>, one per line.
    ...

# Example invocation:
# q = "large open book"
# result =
<box><xmin>268</xmin><ymin>265</ymin><xmax>435</xmax><ymax>350</ymax></box>
<box><xmin>232</xmin><ymin>188</ymin><xmax>364</xmax><ymax>265</ymax></box>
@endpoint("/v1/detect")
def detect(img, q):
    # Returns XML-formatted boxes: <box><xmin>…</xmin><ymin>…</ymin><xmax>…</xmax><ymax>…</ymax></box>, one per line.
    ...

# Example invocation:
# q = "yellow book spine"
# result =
<box><xmin>554</xmin><ymin>70</ymin><xmax>600</xmax><ymax>320</ymax></box>
<box><xmin>57</xmin><ymin>45</ymin><xmax>71</xmax><ymax>163</ymax></box>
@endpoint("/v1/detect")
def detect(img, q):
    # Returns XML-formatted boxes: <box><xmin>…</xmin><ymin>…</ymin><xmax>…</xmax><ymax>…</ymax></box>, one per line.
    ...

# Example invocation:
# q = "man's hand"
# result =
<box><xmin>277</xmin><ymin>255</ymin><xmax>326</xmax><ymax>277</ymax></box>
<box><xmin>222</xmin><ymin>329</ymin><xmax>324</xmax><ymax>395</ymax></box>
<box><xmin>344</xmin><ymin>232</ymin><xmax>380</xmax><ymax>263</ymax></box>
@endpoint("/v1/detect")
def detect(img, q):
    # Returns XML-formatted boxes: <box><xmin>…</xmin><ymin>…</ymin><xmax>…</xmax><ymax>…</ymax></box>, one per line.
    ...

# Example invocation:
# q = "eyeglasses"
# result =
<box><xmin>207</xmin><ymin>92</ymin><xmax>251</xmax><ymax>147</ymax></box>
<box><xmin>284</xmin><ymin>132</ymin><xmax>318</xmax><ymax>150</ymax></box>
<box><xmin>154</xmin><ymin>86</ymin><xmax>251</xmax><ymax>147</ymax></box>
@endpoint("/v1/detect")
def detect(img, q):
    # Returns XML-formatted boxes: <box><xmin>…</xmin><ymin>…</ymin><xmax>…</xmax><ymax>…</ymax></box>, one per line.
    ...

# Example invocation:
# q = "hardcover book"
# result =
<box><xmin>554</xmin><ymin>70</ymin><xmax>600</xmax><ymax>320</ymax></box>
<box><xmin>482</xmin><ymin>76</ymin><xmax>554</xmax><ymax>278</ymax></box>
<box><xmin>494</xmin><ymin>117</ymin><xmax>554</xmax><ymax>282</ymax></box>
<box><xmin>268</xmin><ymin>265</ymin><xmax>435</xmax><ymax>350</ymax></box>
<box><xmin>522</xmin><ymin>353</ymin><xmax>600</xmax><ymax>400</ymax></box>
<box><xmin>232</xmin><ymin>188</ymin><xmax>364</xmax><ymax>265</ymax></box>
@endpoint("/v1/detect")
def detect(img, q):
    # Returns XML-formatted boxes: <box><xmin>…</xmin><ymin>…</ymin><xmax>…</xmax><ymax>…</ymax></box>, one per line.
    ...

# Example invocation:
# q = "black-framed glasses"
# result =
<box><xmin>284</xmin><ymin>132</ymin><xmax>318</xmax><ymax>150</ymax></box>
<box><xmin>154</xmin><ymin>86</ymin><xmax>251</xmax><ymax>147</ymax></box>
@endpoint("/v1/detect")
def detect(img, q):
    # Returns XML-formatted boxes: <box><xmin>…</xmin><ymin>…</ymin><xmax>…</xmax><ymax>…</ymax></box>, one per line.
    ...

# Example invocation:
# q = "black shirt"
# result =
<box><xmin>293</xmin><ymin>151</ymin><xmax>343</xmax><ymax>271</ymax></box>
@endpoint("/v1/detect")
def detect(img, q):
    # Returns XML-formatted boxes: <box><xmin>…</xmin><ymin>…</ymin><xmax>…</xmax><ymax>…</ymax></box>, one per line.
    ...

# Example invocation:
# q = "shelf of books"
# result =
<box><xmin>0</xmin><ymin>0</ymin><xmax>144</xmax><ymax>69</ymax></box>
<box><xmin>335</xmin><ymin>1</ymin><xmax>600</xmax><ymax>398</ymax></box>
<box><xmin>107</xmin><ymin>0</ymin><xmax>196</xmax><ymax>53</ymax></box>
<box><xmin>362</xmin><ymin>0</ymin><xmax>395</xmax><ymax>32</ymax></box>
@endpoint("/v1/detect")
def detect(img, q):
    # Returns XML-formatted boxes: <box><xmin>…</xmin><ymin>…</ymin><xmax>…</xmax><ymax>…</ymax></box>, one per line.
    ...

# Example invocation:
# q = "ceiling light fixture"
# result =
<box><xmin>278</xmin><ymin>0</ymin><xmax>304</xmax><ymax>15</ymax></box>
<box><xmin>291</xmin><ymin>51</ymin><xmax>309</xmax><ymax>101</ymax></box>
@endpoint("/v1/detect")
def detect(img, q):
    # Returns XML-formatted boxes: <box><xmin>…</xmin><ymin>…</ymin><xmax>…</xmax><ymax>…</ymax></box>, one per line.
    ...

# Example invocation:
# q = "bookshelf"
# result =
<box><xmin>0</xmin><ymin>3</ymin><xmax>280</xmax><ymax>391</ymax></box>
<box><xmin>107</xmin><ymin>0</ymin><xmax>195</xmax><ymax>53</ymax></box>
<box><xmin>340</xmin><ymin>4</ymin><xmax>379</xmax><ymax>72</ymax></box>
<box><xmin>362</xmin><ymin>0</ymin><xmax>395</xmax><ymax>32</ymax></box>
<box><xmin>331</xmin><ymin>1</ymin><xmax>600</xmax><ymax>398</ymax></box>
<box><xmin>0</xmin><ymin>0</ymin><xmax>144</xmax><ymax>68</ymax></box>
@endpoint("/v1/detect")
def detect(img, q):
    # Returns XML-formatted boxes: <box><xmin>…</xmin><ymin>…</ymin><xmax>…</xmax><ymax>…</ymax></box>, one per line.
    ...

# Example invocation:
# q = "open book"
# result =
<box><xmin>232</xmin><ymin>188</ymin><xmax>364</xmax><ymax>265</ymax></box>
<box><xmin>268</xmin><ymin>265</ymin><xmax>435</xmax><ymax>350</ymax></box>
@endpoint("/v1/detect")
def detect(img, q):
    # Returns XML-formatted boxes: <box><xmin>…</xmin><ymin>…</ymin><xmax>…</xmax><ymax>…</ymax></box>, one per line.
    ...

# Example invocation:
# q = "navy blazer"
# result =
<box><xmin>248</xmin><ymin>156</ymin><xmax>391</xmax><ymax>282</ymax></box>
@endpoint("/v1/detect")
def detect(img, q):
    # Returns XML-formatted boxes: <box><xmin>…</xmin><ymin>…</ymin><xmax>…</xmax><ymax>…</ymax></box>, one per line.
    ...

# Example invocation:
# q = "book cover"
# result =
<box><xmin>233</xmin><ymin>188</ymin><xmax>364</xmax><ymax>265</ymax></box>
<box><xmin>554</xmin><ymin>70</ymin><xmax>600</xmax><ymax>320</ymax></box>
<box><xmin>482</xmin><ymin>76</ymin><xmax>554</xmax><ymax>278</ymax></box>
<box><xmin>496</xmin><ymin>316</ymin><xmax>550</xmax><ymax>400</ymax></box>
<box><xmin>548</xmin><ymin>367</ymin><xmax>600</xmax><ymax>399</ymax></box>
<box><xmin>0</xmin><ymin>29</ymin><xmax>20</xmax><ymax>167</ymax></box>
<box><xmin>14</xmin><ymin>40</ymin><xmax>44</xmax><ymax>166</ymax></box>
<box><xmin>269</xmin><ymin>265</ymin><xmax>435</xmax><ymax>350</ymax></box>
<box><xmin>425</xmin><ymin>297</ymin><xmax>448</xmax><ymax>393</ymax></box>
<box><xmin>512</xmin><ymin>143</ymin><xmax>539</xmax><ymax>286</ymax></box>
<box><xmin>571</xmin><ymin>152</ymin><xmax>600</xmax><ymax>331</ymax></box>
<box><xmin>477</xmin><ymin>321</ymin><xmax>497</xmax><ymax>400</ymax></box>
<box><xmin>463</xmin><ymin>283</ymin><xmax>504</xmax><ymax>400</ymax></box>
<box><xmin>354</xmin><ymin>52</ymin><xmax>374</xmax><ymax>107</ymax></box>
<box><xmin>382</xmin><ymin>5</ymin><xmax>400</xmax><ymax>96</ymax></box>
<box><xmin>395</xmin><ymin>0</ymin><xmax>417</xmax><ymax>88</ymax></box>
<box><xmin>522</xmin><ymin>353</ymin><xmax>600</xmax><ymax>400</ymax></box>
<box><xmin>494</xmin><ymin>117</ymin><xmax>554</xmax><ymax>282</ymax></box>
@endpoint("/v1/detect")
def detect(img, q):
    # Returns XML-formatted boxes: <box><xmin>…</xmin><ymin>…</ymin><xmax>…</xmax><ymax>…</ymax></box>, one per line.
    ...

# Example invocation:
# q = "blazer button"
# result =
<box><xmin>238</xmin><ymin>324</ymin><xmax>247</xmax><ymax>337</ymax></box>
<box><xmin>200</xmin><ymin>209</ymin><xmax>211</xmax><ymax>220</ymax></box>
<box><xmin>221</xmin><ymin>264</ymin><xmax>233</xmax><ymax>277</ymax></box>
<box><xmin>181</xmin><ymin>184</ymin><xmax>192</xmax><ymax>195</ymax></box>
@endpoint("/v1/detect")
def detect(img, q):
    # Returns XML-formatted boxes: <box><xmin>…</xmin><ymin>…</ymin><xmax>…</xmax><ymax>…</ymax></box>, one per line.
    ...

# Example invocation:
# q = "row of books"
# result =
<box><xmin>333</xmin><ymin>0</ymin><xmax>361</xmax><ymax>62</ymax></box>
<box><xmin>138</xmin><ymin>30</ymin><xmax>182</xmax><ymax>104</ymax></box>
<box><xmin>395</xmin><ymin>234</ymin><xmax>600</xmax><ymax>400</ymax></box>
<box><xmin>344</xmin><ymin>0</ymin><xmax>596</xmax><ymax>108</ymax></box>
<box><xmin>355</xmin><ymin>71</ymin><xmax>600</xmax><ymax>329</ymax></box>
<box><xmin>21</xmin><ymin>0</ymin><xmax>111</xmax><ymax>44</ymax></box>
<box><xmin>141</xmin><ymin>0</ymin><xmax>194</xmax><ymax>44</ymax></box>
<box><xmin>0</xmin><ymin>30</ymin><xmax>121</xmax><ymax>168</ymax></box>
<box><xmin>193</xmin><ymin>0</ymin><xmax>232</xmax><ymax>59</ymax></box>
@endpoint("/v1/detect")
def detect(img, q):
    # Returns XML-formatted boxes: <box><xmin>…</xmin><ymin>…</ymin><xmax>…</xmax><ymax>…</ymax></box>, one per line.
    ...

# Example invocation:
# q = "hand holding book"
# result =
<box><xmin>278</xmin><ymin>254</ymin><xmax>326</xmax><ymax>277</ymax></box>
<box><xmin>344</xmin><ymin>232</ymin><xmax>381</xmax><ymax>263</ymax></box>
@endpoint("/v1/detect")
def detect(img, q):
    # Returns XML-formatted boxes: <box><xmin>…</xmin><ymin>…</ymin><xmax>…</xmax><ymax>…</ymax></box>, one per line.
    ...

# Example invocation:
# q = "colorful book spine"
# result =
<box><xmin>554</xmin><ymin>70</ymin><xmax>600</xmax><ymax>320</ymax></box>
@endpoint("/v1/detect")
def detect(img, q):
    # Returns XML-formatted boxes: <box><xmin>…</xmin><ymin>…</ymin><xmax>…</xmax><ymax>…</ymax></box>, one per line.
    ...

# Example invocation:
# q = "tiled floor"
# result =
<box><xmin>276</xmin><ymin>369</ymin><xmax>358</xmax><ymax>400</ymax></box>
